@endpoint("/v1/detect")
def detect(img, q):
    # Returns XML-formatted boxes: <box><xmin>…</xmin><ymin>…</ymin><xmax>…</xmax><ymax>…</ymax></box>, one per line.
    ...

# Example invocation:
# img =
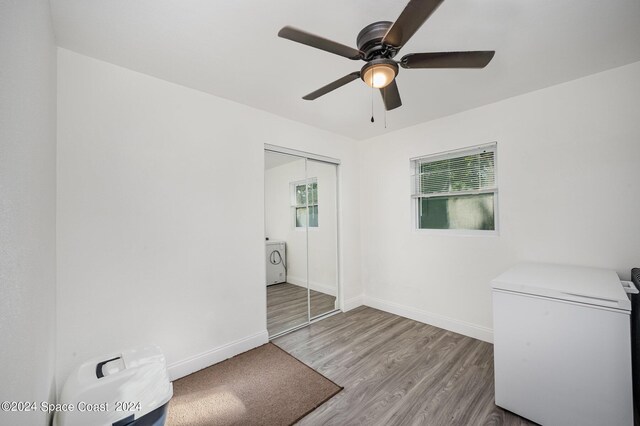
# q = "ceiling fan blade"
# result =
<box><xmin>382</xmin><ymin>0</ymin><xmax>444</xmax><ymax>49</ymax></box>
<box><xmin>303</xmin><ymin>72</ymin><xmax>361</xmax><ymax>100</ymax></box>
<box><xmin>401</xmin><ymin>51</ymin><xmax>495</xmax><ymax>69</ymax></box>
<box><xmin>278</xmin><ymin>26</ymin><xmax>363</xmax><ymax>60</ymax></box>
<box><xmin>380</xmin><ymin>80</ymin><xmax>402</xmax><ymax>110</ymax></box>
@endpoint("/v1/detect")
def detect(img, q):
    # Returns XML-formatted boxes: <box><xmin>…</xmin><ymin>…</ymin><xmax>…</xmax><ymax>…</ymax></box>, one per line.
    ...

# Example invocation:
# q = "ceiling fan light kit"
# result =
<box><xmin>278</xmin><ymin>0</ymin><xmax>495</xmax><ymax>114</ymax></box>
<box><xmin>361</xmin><ymin>59</ymin><xmax>398</xmax><ymax>89</ymax></box>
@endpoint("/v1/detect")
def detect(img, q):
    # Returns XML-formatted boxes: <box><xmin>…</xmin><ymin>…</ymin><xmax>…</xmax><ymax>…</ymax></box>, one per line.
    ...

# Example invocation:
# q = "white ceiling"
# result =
<box><xmin>50</xmin><ymin>0</ymin><xmax>640</xmax><ymax>140</ymax></box>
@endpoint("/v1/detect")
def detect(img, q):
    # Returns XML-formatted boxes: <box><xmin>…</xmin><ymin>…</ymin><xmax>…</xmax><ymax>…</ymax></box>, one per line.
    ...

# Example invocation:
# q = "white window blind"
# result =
<box><xmin>412</xmin><ymin>144</ymin><xmax>496</xmax><ymax>198</ymax></box>
<box><xmin>411</xmin><ymin>143</ymin><xmax>498</xmax><ymax>232</ymax></box>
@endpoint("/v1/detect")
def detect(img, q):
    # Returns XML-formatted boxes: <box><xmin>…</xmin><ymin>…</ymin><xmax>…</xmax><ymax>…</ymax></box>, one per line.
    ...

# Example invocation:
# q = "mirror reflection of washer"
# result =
<box><xmin>266</xmin><ymin>241</ymin><xmax>286</xmax><ymax>285</ymax></box>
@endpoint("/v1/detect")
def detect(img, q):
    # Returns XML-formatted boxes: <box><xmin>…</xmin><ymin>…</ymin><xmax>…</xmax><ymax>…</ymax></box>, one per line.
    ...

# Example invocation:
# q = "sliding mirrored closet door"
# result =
<box><xmin>265</xmin><ymin>151</ymin><xmax>308</xmax><ymax>336</ymax></box>
<box><xmin>264</xmin><ymin>149</ymin><xmax>340</xmax><ymax>338</ymax></box>
<box><xmin>306</xmin><ymin>159</ymin><xmax>339</xmax><ymax>320</ymax></box>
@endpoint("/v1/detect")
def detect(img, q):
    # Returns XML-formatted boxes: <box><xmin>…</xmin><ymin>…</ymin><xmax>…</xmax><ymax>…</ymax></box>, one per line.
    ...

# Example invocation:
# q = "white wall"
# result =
<box><xmin>265</xmin><ymin>158</ymin><xmax>307</xmax><ymax>288</ymax></box>
<box><xmin>359</xmin><ymin>61</ymin><xmax>640</xmax><ymax>342</ymax></box>
<box><xmin>0</xmin><ymin>1</ymin><xmax>57</xmax><ymax>424</ymax></box>
<box><xmin>56</xmin><ymin>48</ymin><xmax>362</xmax><ymax>384</ymax></box>
<box><xmin>265</xmin><ymin>158</ymin><xmax>338</xmax><ymax>296</ymax></box>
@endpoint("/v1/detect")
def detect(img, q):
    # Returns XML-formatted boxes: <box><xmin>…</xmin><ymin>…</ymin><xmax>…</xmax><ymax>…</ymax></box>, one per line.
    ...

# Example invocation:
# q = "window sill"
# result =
<box><xmin>413</xmin><ymin>228</ymin><xmax>500</xmax><ymax>237</ymax></box>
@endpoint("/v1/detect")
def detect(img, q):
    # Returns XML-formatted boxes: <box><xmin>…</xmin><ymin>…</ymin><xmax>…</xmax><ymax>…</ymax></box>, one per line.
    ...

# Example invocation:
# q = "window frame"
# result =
<box><xmin>410</xmin><ymin>142</ymin><xmax>499</xmax><ymax>236</ymax></box>
<box><xmin>290</xmin><ymin>177</ymin><xmax>319</xmax><ymax>229</ymax></box>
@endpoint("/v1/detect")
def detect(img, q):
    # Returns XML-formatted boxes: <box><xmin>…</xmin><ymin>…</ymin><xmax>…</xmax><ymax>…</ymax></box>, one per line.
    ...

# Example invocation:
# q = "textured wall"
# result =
<box><xmin>0</xmin><ymin>1</ymin><xmax>57</xmax><ymax>425</ymax></box>
<box><xmin>359</xmin><ymin>61</ymin><xmax>640</xmax><ymax>341</ymax></box>
<box><xmin>56</xmin><ymin>48</ymin><xmax>362</xmax><ymax>384</ymax></box>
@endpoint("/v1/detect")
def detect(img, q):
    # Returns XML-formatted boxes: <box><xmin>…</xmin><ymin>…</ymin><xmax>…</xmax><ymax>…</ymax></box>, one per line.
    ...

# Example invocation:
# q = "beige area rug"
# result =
<box><xmin>166</xmin><ymin>343</ymin><xmax>342</xmax><ymax>426</ymax></box>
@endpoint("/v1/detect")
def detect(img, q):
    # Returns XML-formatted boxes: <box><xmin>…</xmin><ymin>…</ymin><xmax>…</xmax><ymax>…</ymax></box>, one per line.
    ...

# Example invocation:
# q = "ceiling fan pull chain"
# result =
<box><xmin>370</xmin><ymin>84</ymin><xmax>375</xmax><ymax>123</ymax></box>
<box><xmin>384</xmin><ymin>87</ymin><xmax>387</xmax><ymax>128</ymax></box>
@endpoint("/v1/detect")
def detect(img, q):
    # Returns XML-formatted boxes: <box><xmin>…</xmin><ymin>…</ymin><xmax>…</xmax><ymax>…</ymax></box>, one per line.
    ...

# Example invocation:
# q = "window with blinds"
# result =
<box><xmin>411</xmin><ymin>143</ymin><xmax>497</xmax><ymax>231</ymax></box>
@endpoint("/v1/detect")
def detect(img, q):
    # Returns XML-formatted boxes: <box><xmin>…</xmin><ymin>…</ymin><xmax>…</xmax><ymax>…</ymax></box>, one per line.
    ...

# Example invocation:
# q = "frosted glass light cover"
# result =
<box><xmin>362</xmin><ymin>64</ymin><xmax>396</xmax><ymax>88</ymax></box>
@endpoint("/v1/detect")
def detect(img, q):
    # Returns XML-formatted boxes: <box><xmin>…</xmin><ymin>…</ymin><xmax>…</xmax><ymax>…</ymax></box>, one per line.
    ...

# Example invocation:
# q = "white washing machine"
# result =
<box><xmin>265</xmin><ymin>241</ymin><xmax>286</xmax><ymax>286</ymax></box>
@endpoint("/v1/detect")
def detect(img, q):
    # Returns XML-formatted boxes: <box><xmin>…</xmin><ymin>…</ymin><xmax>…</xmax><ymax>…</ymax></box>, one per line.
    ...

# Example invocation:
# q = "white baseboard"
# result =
<box><xmin>342</xmin><ymin>294</ymin><xmax>364</xmax><ymax>312</ymax></box>
<box><xmin>286</xmin><ymin>276</ymin><xmax>305</xmax><ymax>288</ymax></box>
<box><xmin>167</xmin><ymin>330</ymin><xmax>269</xmax><ymax>381</ymax></box>
<box><xmin>287</xmin><ymin>276</ymin><xmax>337</xmax><ymax>297</ymax></box>
<box><xmin>363</xmin><ymin>295</ymin><xmax>493</xmax><ymax>343</ymax></box>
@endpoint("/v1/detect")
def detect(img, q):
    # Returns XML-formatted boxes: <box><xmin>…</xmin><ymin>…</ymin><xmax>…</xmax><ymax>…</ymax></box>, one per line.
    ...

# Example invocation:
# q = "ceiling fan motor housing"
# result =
<box><xmin>356</xmin><ymin>21</ymin><xmax>398</xmax><ymax>60</ymax></box>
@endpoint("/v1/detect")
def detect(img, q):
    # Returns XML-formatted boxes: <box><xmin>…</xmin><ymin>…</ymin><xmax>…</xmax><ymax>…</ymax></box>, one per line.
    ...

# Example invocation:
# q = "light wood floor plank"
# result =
<box><xmin>267</xmin><ymin>282</ymin><xmax>336</xmax><ymax>336</ymax></box>
<box><xmin>274</xmin><ymin>306</ymin><xmax>535</xmax><ymax>426</ymax></box>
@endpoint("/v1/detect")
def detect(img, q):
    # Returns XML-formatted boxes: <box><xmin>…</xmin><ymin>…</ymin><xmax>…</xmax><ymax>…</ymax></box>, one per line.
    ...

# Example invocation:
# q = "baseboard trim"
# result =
<box><xmin>167</xmin><ymin>330</ymin><xmax>269</xmax><ymax>381</ymax></box>
<box><xmin>286</xmin><ymin>276</ymin><xmax>337</xmax><ymax>297</ymax></box>
<box><xmin>342</xmin><ymin>294</ymin><xmax>364</xmax><ymax>312</ymax></box>
<box><xmin>363</xmin><ymin>295</ymin><xmax>493</xmax><ymax>343</ymax></box>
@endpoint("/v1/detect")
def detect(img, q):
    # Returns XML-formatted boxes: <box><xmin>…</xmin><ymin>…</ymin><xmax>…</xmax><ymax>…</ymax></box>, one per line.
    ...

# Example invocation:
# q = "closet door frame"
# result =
<box><xmin>264</xmin><ymin>144</ymin><xmax>342</xmax><ymax>339</ymax></box>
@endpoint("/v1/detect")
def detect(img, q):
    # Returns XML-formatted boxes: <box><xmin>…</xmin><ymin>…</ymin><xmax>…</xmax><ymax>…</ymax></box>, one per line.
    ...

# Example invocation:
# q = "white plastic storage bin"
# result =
<box><xmin>55</xmin><ymin>346</ymin><xmax>173</xmax><ymax>426</ymax></box>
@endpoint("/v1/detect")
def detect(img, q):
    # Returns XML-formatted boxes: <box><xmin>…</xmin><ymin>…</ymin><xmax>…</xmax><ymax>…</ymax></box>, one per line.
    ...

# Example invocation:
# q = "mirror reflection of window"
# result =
<box><xmin>292</xmin><ymin>179</ymin><xmax>318</xmax><ymax>228</ymax></box>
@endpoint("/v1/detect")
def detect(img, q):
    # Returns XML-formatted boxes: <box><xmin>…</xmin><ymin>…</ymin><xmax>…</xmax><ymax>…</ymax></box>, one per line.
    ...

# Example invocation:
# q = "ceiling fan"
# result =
<box><xmin>278</xmin><ymin>0</ymin><xmax>495</xmax><ymax>111</ymax></box>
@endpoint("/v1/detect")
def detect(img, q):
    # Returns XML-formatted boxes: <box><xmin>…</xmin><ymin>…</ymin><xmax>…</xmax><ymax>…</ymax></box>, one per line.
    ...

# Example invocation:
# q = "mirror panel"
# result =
<box><xmin>264</xmin><ymin>151</ymin><xmax>308</xmax><ymax>336</ymax></box>
<box><xmin>306</xmin><ymin>159</ymin><xmax>339</xmax><ymax>319</ymax></box>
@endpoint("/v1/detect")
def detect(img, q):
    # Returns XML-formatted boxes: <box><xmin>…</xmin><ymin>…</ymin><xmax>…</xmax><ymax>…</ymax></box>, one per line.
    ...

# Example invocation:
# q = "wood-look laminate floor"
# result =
<box><xmin>267</xmin><ymin>283</ymin><xmax>337</xmax><ymax>336</ymax></box>
<box><xmin>274</xmin><ymin>306</ymin><xmax>536</xmax><ymax>426</ymax></box>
